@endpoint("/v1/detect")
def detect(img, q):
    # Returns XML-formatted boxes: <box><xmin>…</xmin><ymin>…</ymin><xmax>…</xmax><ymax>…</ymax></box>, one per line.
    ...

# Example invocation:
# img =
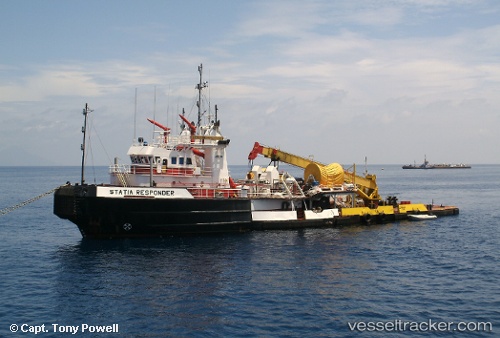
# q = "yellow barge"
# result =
<box><xmin>248</xmin><ymin>142</ymin><xmax>459</xmax><ymax>226</ymax></box>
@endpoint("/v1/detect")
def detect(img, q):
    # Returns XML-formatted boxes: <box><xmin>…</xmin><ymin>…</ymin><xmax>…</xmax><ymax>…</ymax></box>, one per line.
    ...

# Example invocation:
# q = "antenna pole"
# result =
<box><xmin>134</xmin><ymin>88</ymin><xmax>137</xmax><ymax>141</ymax></box>
<box><xmin>196</xmin><ymin>63</ymin><xmax>207</xmax><ymax>130</ymax></box>
<box><xmin>81</xmin><ymin>103</ymin><xmax>92</xmax><ymax>185</ymax></box>
<box><xmin>153</xmin><ymin>85</ymin><xmax>157</xmax><ymax>139</ymax></box>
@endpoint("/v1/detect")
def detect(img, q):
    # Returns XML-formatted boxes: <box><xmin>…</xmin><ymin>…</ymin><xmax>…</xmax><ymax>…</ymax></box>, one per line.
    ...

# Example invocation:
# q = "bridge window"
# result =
<box><xmin>171</xmin><ymin>157</ymin><xmax>177</xmax><ymax>165</ymax></box>
<box><xmin>179</xmin><ymin>157</ymin><xmax>185</xmax><ymax>165</ymax></box>
<box><xmin>186</xmin><ymin>157</ymin><xmax>192</xmax><ymax>165</ymax></box>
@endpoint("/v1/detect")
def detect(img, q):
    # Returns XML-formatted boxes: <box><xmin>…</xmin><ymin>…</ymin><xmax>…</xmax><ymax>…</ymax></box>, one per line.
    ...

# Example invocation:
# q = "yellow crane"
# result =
<box><xmin>248</xmin><ymin>142</ymin><xmax>382</xmax><ymax>207</ymax></box>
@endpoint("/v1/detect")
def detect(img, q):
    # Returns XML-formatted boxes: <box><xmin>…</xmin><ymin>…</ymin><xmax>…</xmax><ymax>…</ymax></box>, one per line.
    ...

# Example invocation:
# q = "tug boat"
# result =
<box><xmin>53</xmin><ymin>65</ymin><xmax>459</xmax><ymax>239</ymax></box>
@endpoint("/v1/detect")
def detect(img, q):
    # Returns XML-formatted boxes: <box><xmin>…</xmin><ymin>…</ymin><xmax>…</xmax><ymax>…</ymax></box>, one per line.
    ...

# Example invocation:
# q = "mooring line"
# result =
<box><xmin>0</xmin><ymin>187</ymin><xmax>58</xmax><ymax>216</ymax></box>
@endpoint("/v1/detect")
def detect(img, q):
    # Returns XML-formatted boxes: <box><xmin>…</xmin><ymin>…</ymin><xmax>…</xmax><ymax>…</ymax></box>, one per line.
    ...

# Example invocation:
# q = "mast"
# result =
<box><xmin>80</xmin><ymin>103</ymin><xmax>92</xmax><ymax>185</ymax></box>
<box><xmin>195</xmin><ymin>63</ymin><xmax>208</xmax><ymax>130</ymax></box>
<box><xmin>152</xmin><ymin>85</ymin><xmax>157</xmax><ymax>139</ymax></box>
<box><xmin>134</xmin><ymin>88</ymin><xmax>137</xmax><ymax>141</ymax></box>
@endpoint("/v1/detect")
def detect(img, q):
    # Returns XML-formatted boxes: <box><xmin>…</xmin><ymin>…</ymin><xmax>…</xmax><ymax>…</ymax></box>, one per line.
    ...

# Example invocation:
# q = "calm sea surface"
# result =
<box><xmin>0</xmin><ymin>165</ymin><xmax>499</xmax><ymax>337</ymax></box>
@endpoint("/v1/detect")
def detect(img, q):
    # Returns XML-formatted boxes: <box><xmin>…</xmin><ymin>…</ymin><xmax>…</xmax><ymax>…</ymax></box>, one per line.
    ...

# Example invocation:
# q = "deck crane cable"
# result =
<box><xmin>1</xmin><ymin>104</ymin><xmax>118</xmax><ymax>217</ymax></box>
<box><xmin>92</xmin><ymin>123</ymin><xmax>113</xmax><ymax>164</ymax></box>
<box><xmin>86</xmin><ymin>112</ymin><xmax>113</xmax><ymax>184</ymax></box>
<box><xmin>86</xmin><ymin>112</ymin><xmax>97</xmax><ymax>184</ymax></box>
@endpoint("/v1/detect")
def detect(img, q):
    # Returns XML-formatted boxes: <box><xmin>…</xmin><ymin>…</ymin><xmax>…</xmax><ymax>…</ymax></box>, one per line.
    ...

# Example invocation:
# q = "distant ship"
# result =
<box><xmin>402</xmin><ymin>156</ymin><xmax>471</xmax><ymax>169</ymax></box>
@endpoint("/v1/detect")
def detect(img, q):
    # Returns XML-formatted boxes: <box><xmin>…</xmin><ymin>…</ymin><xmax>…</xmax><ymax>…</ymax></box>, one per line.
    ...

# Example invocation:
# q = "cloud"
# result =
<box><xmin>235</xmin><ymin>1</ymin><xmax>324</xmax><ymax>38</ymax></box>
<box><xmin>347</xmin><ymin>6</ymin><xmax>404</xmax><ymax>26</ymax></box>
<box><xmin>0</xmin><ymin>62</ymin><xmax>152</xmax><ymax>103</ymax></box>
<box><xmin>1</xmin><ymin>0</ymin><xmax>499</xmax><ymax>165</ymax></box>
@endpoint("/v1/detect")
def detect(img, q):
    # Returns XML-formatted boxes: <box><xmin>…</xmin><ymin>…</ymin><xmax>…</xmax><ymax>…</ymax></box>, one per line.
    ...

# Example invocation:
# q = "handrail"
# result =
<box><xmin>109</xmin><ymin>164</ymin><xmax>131</xmax><ymax>187</ymax></box>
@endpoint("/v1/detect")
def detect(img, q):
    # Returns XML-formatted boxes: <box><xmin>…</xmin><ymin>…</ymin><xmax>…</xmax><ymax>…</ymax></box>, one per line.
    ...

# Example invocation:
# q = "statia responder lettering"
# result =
<box><xmin>109</xmin><ymin>188</ymin><xmax>175</xmax><ymax>197</ymax></box>
<box><xmin>10</xmin><ymin>323</ymin><xmax>119</xmax><ymax>334</ymax></box>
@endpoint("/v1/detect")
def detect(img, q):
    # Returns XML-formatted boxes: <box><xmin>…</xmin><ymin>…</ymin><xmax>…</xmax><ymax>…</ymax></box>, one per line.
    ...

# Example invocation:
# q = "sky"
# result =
<box><xmin>1</xmin><ymin>0</ymin><xmax>499</xmax><ymax>167</ymax></box>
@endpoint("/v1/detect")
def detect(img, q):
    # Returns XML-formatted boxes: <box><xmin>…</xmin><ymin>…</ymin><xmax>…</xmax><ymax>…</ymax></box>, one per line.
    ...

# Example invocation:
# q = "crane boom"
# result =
<box><xmin>248</xmin><ymin>142</ymin><xmax>318</xmax><ymax>168</ymax></box>
<box><xmin>248</xmin><ymin>142</ymin><xmax>381</xmax><ymax>206</ymax></box>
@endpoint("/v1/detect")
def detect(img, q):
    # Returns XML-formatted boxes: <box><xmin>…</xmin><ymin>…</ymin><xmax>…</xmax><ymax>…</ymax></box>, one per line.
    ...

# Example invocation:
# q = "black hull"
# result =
<box><xmin>54</xmin><ymin>185</ymin><xmax>459</xmax><ymax>239</ymax></box>
<box><xmin>54</xmin><ymin>185</ymin><xmax>252</xmax><ymax>239</ymax></box>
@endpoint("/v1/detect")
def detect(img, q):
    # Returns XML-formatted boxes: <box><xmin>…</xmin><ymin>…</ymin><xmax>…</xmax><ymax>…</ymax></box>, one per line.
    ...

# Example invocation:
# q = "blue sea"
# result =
<box><xmin>0</xmin><ymin>165</ymin><xmax>499</xmax><ymax>337</ymax></box>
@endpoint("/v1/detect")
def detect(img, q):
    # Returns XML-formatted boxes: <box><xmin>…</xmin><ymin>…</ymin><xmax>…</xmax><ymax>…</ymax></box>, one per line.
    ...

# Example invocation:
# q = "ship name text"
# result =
<box><xmin>109</xmin><ymin>189</ymin><xmax>175</xmax><ymax>197</ymax></box>
<box><xmin>96</xmin><ymin>186</ymin><xmax>194</xmax><ymax>199</ymax></box>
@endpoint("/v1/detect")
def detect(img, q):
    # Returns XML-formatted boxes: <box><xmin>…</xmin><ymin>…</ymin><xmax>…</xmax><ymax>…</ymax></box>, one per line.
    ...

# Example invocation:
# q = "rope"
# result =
<box><xmin>0</xmin><ymin>187</ymin><xmax>58</xmax><ymax>216</ymax></box>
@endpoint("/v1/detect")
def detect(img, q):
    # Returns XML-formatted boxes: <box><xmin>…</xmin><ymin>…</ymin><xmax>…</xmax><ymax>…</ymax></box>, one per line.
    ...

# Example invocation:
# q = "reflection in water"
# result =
<box><xmin>2</xmin><ymin>165</ymin><xmax>499</xmax><ymax>337</ymax></box>
<box><xmin>54</xmin><ymin>230</ymin><xmax>373</xmax><ymax>336</ymax></box>
<box><xmin>50</xmin><ymin>214</ymin><xmax>499</xmax><ymax>337</ymax></box>
<box><xmin>55</xmin><ymin>235</ymin><xmax>248</xmax><ymax>334</ymax></box>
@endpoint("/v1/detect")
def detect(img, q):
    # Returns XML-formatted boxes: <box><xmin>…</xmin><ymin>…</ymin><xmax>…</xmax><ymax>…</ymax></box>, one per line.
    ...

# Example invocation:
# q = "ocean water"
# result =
<box><xmin>0</xmin><ymin>165</ymin><xmax>499</xmax><ymax>337</ymax></box>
